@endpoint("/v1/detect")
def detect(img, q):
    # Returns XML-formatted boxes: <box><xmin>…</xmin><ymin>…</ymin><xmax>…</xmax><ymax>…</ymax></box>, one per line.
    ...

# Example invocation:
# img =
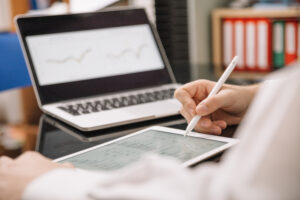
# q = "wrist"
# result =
<box><xmin>242</xmin><ymin>84</ymin><xmax>260</xmax><ymax>111</ymax></box>
<box><xmin>247</xmin><ymin>84</ymin><xmax>260</xmax><ymax>99</ymax></box>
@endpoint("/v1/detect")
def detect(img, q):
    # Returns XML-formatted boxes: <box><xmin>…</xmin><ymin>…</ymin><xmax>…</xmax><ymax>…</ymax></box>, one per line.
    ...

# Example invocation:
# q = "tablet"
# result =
<box><xmin>54</xmin><ymin>126</ymin><xmax>239</xmax><ymax>170</ymax></box>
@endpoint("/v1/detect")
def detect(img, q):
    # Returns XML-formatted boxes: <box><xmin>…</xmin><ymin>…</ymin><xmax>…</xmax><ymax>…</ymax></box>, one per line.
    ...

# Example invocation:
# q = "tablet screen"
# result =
<box><xmin>58</xmin><ymin>129</ymin><xmax>227</xmax><ymax>170</ymax></box>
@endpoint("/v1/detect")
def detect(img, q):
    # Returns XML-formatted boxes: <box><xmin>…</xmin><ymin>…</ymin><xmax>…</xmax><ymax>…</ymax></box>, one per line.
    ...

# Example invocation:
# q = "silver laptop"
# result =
<box><xmin>16</xmin><ymin>8</ymin><xmax>181</xmax><ymax>131</ymax></box>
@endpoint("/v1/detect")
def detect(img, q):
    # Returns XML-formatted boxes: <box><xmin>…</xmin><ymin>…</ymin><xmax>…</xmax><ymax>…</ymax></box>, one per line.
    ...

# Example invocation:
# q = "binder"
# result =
<box><xmin>256</xmin><ymin>18</ymin><xmax>272</xmax><ymax>72</ymax></box>
<box><xmin>285</xmin><ymin>21</ymin><xmax>298</xmax><ymax>65</ymax></box>
<box><xmin>30</xmin><ymin>0</ymin><xmax>38</xmax><ymax>9</ymax></box>
<box><xmin>245</xmin><ymin>19</ymin><xmax>257</xmax><ymax>71</ymax></box>
<box><xmin>9</xmin><ymin>0</ymin><xmax>30</xmax><ymax>31</ymax></box>
<box><xmin>298</xmin><ymin>22</ymin><xmax>300</xmax><ymax>61</ymax></box>
<box><xmin>222</xmin><ymin>18</ymin><xmax>234</xmax><ymax>68</ymax></box>
<box><xmin>272</xmin><ymin>21</ymin><xmax>285</xmax><ymax>69</ymax></box>
<box><xmin>221</xmin><ymin>17</ymin><xmax>300</xmax><ymax>73</ymax></box>
<box><xmin>233</xmin><ymin>18</ymin><xmax>245</xmax><ymax>71</ymax></box>
<box><xmin>0</xmin><ymin>0</ymin><xmax>11</xmax><ymax>32</ymax></box>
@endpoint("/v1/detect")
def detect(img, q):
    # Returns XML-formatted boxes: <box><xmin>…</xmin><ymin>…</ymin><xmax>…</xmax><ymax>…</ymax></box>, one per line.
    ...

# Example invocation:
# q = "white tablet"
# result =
<box><xmin>54</xmin><ymin>126</ymin><xmax>239</xmax><ymax>170</ymax></box>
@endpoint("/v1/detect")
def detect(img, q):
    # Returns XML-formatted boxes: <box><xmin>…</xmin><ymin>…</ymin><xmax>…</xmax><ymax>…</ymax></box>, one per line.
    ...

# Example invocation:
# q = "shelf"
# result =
<box><xmin>211</xmin><ymin>8</ymin><xmax>300</xmax><ymax>80</ymax></box>
<box><xmin>212</xmin><ymin>8</ymin><xmax>300</xmax><ymax>18</ymax></box>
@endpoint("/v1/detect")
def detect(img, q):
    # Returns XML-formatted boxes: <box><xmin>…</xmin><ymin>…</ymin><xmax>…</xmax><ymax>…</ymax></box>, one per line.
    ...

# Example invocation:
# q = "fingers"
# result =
<box><xmin>61</xmin><ymin>162</ymin><xmax>75</xmax><ymax>168</ymax></box>
<box><xmin>175</xmin><ymin>80</ymin><xmax>211</xmax><ymax>105</ymax></box>
<box><xmin>180</xmin><ymin>107</ymin><xmax>227</xmax><ymax>135</ymax></box>
<box><xmin>195</xmin><ymin>117</ymin><xmax>227</xmax><ymax>135</ymax></box>
<box><xmin>0</xmin><ymin>156</ymin><xmax>13</xmax><ymax>169</ymax></box>
<box><xmin>180</xmin><ymin>108</ymin><xmax>193</xmax><ymax>123</ymax></box>
<box><xmin>0</xmin><ymin>156</ymin><xmax>13</xmax><ymax>163</ymax></box>
<box><xmin>198</xmin><ymin>116</ymin><xmax>212</xmax><ymax>127</ymax></box>
<box><xmin>175</xmin><ymin>88</ymin><xmax>197</xmax><ymax>116</ymax></box>
<box><xmin>15</xmin><ymin>151</ymin><xmax>53</xmax><ymax>166</ymax></box>
<box><xmin>16</xmin><ymin>151</ymin><xmax>41</xmax><ymax>161</ymax></box>
<box><xmin>196</xmin><ymin>90</ymin><xmax>233</xmax><ymax>116</ymax></box>
<box><xmin>175</xmin><ymin>80</ymin><xmax>211</xmax><ymax>119</ymax></box>
<box><xmin>214</xmin><ymin>120</ymin><xmax>227</xmax><ymax>129</ymax></box>
<box><xmin>177</xmin><ymin>91</ymin><xmax>228</xmax><ymax>135</ymax></box>
<box><xmin>175</xmin><ymin>80</ymin><xmax>231</xmax><ymax>135</ymax></box>
<box><xmin>211</xmin><ymin>110</ymin><xmax>242</xmax><ymax>125</ymax></box>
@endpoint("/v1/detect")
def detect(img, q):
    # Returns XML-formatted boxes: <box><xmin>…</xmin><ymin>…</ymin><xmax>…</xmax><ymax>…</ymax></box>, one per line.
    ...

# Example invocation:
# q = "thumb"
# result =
<box><xmin>196</xmin><ymin>92</ymin><xmax>230</xmax><ymax>116</ymax></box>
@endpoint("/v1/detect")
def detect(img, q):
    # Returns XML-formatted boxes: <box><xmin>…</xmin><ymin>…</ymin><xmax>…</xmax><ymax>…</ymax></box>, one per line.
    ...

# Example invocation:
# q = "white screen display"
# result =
<box><xmin>58</xmin><ymin>130</ymin><xmax>226</xmax><ymax>171</ymax></box>
<box><xmin>26</xmin><ymin>24</ymin><xmax>165</xmax><ymax>86</ymax></box>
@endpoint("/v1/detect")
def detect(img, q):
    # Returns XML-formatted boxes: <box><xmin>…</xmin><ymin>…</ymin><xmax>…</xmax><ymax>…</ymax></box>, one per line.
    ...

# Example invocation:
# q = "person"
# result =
<box><xmin>0</xmin><ymin>65</ymin><xmax>300</xmax><ymax>200</ymax></box>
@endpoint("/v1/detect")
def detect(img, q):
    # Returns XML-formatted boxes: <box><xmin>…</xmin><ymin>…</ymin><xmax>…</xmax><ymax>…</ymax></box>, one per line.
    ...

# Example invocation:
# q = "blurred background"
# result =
<box><xmin>1</xmin><ymin>0</ymin><xmax>300</xmax><ymax>157</ymax></box>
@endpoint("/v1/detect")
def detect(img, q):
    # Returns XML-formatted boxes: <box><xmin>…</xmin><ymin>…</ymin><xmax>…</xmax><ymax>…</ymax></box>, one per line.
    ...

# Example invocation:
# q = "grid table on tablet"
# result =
<box><xmin>59</xmin><ymin>130</ymin><xmax>226</xmax><ymax>171</ymax></box>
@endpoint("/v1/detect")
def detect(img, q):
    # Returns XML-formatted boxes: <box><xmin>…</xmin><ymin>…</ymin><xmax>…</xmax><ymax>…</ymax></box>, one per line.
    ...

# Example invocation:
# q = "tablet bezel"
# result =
<box><xmin>54</xmin><ymin>126</ymin><xmax>239</xmax><ymax>168</ymax></box>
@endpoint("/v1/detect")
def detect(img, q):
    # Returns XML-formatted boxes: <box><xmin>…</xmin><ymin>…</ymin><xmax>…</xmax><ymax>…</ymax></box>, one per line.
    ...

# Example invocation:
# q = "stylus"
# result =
<box><xmin>184</xmin><ymin>56</ymin><xmax>239</xmax><ymax>137</ymax></box>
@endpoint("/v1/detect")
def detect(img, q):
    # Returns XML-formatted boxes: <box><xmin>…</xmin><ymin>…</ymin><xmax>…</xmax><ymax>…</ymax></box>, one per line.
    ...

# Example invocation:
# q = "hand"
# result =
<box><xmin>0</xmin><ymin>151</ymin><xmax>74</xmax><ymax>200</ymax></box>
<box><xmin>174</xmin><ymin>80</ymin><xmax>259</xmax><ymax>135</ymax></box>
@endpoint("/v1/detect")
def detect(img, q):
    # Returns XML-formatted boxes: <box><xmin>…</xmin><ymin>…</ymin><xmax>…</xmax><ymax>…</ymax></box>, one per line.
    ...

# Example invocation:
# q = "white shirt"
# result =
<box><xmin>23</xmin><ymin>66</ymin><xmax>300</xmax><ymax>200</ymax></box>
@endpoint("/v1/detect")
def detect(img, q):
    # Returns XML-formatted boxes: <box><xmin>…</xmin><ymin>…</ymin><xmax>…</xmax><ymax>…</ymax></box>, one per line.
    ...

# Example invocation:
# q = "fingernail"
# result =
<box><xmin>221</xmin><ymin>122</ymin><xmax>227</xmax><ymax>129</ymax></box>
<box><xmin>213</xmin><ymin>127</ymin><xmax>221</xmax><ymax>135</ymax></box>
<box><xmin>197</xmin><ymin>104</ymin><xmax>208</xmax><ymax>113</ymax></box>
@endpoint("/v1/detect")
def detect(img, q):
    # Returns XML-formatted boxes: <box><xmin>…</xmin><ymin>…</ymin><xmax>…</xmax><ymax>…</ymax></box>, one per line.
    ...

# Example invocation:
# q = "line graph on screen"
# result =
<box><xmin>44</xmin><ymin>43</ymin><xmax>149</xmax><ymax>65</ymax></box>
<box><xmin>107</xmin><ymin>44</ymin><xmax>148</xmax><ymax>60</ymax></box>
<box><xmin>27</xmin><ymin>24</ymin><xmax>164</xmax><ymax>86</ymax></box>
<box><xmin>45</xmin><ymin>48</ymin><xmax>92</xmax><ymax>64</ymax></box>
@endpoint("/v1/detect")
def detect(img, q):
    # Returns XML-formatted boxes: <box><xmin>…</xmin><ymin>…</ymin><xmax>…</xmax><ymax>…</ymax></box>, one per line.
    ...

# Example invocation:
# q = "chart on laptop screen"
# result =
<box><xmin>26</xmin><ymin>24</ymin><xmax>164</xmax><ymax>86</ymax></box>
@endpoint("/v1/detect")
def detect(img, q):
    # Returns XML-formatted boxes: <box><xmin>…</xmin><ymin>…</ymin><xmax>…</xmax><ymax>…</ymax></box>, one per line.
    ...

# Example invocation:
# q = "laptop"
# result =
<box><xmin>16</xmin><ymin>8</ymin><xmax>182</xmax><ymax>131</ymax></box>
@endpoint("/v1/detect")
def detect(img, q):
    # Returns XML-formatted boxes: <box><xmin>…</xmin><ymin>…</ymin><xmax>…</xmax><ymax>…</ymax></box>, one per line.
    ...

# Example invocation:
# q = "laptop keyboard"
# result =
<box><xmin>58</xmin><ymin>88</ymin><xmax>176</xmax><ymax>116</ymax></box>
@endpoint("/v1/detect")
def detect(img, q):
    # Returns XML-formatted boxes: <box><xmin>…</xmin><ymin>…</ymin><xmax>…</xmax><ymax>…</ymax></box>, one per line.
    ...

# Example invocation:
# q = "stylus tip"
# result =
<box><xmin>184</xmin><ymin>130</ymin><xmax>189</xmax><ymax>137</ymax></box>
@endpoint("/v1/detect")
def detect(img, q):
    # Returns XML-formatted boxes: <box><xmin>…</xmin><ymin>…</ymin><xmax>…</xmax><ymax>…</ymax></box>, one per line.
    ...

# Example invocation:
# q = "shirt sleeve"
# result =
<box><xmin>22</xmin><ymin>155</ymin><xmax>219</xmax><ymax>200</ymax></box>
<box><xmin>22</xmin><ymin>168</ymin><xmax>109</xmax><ymax>200</ymax></box>
<box><xmin>23</xmin><ymin>67</ymin><xmax>300</xmax><ymax>200</ymax></box>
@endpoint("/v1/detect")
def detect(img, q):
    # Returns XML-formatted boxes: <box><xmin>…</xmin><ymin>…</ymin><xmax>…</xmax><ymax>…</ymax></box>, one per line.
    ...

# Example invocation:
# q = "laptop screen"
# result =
<box><xmin>17</xmin><ymin>9</ymin><xmax>174</xmax><ymax>105</ymax></box>
<box><xmin>26</xmin><ymin>24</ymin><xmax>165</xmax><ymax>86</ymax></box>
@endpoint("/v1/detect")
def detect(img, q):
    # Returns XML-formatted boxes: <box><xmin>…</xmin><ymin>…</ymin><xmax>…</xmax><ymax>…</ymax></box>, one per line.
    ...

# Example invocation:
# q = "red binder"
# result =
<box><xmin>233</xmin><ymin>18</ymin><xmax>246</xmax><ymax>71</ymax></box>
<box><xmin>285</xmin><ymin>21</ymin><xmax>298</xmax><ymax>65</ymax></box>
<box><xmin>256</xmin><ymin>18</ymin><xmax>272</xmax><ymax>72</ymax></box>
<box><xmin>245</xmin><ymin>19</ymin><xmax>257</xmax><ymax>71</ymax></box>
<box><xmin>222</xmin><ymin>18</ymin><xmax>234</xmax><ymax>69</ymax></box>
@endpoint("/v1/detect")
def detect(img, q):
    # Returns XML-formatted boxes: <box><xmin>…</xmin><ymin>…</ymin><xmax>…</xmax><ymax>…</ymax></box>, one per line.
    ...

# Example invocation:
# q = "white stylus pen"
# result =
<box><xmin>184</xmin><ymin>56</ymin><xmax>239</xmax><ymax>136</ymax></box>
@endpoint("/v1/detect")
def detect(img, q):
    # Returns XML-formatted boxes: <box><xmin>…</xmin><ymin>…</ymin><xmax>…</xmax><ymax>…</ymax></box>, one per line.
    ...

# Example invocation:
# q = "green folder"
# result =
<box><xmin>272</xmin><ymin>21</ymin><xmax>285</xmax><ymax>69</ymax></box>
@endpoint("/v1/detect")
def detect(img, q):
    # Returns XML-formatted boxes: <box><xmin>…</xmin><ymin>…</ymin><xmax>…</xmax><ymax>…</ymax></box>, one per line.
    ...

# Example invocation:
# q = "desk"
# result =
<box><xmin>35</xmin><ymin>114</ymin><xmax>237</xmax><ymax>165</ymax></box>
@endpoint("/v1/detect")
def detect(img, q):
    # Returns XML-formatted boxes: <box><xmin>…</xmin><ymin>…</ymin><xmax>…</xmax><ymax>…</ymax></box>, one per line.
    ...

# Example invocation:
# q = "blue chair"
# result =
<box><xmin>0</xmin><ymin>32</ymin><xmax>31</xmax><ymax>91</ymax></box>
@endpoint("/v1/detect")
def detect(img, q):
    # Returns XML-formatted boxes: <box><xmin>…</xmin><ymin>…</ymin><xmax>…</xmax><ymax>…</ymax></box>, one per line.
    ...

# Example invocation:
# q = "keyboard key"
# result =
<box><xmin>58</xmin><ymin>87</ymin><xmax>176</xmax><ymax>116</ymax></box>
<box><xmin>120</xmin><ymin>96</ymin><xmax>130</xmax><ymax>106</ymax></box>
<box><xmin>58</xmin><ymin>106</ymin><xmax>80</xmax><ymax>116</ymax></box>
<box><xmin>103</xmin><ymin>99</ymin><xmax>113</xmax><ymax>110</ymax></box>
<box><xmin>128</xmin><ymin>95</ymin><xmax>140</xmax><ymax>105</ymax></box>
<box><xmin>112</xmin><ymin>98</ymin><xmax>122</xmax><ymax>108</ymax></box>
